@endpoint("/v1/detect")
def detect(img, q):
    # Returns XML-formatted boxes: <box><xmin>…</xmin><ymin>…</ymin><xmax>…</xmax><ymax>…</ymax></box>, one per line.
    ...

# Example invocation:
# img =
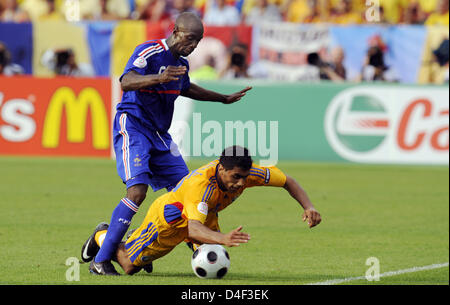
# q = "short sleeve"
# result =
<box><xmin>181</xmin><ymin>182</ymin><xmax>212</xmax><ymax>224</ymax></box>
<box><xmin>181</xmin><ymin>58</ymin><xmax>191</xmax><ymax>92</ymax></box>
<box><xmin>246</xmin><ymin>165</ymin><xmax>287</xmax><ymax>188</ymax></box>
<box><xmin>182</xmin><ymin>72</ymin><xmax>191</xmax><ymax>92</ymax></box>
<box><xmin>119</xmin><ymin>44</ymin><xmax>151</xmax><ymax>81</ymax></box>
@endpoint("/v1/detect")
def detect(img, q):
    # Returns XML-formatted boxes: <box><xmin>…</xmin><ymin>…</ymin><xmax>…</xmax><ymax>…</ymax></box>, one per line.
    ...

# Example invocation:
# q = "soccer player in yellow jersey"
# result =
<box><xmin>82</xmin><ymin>146</ymin><xmax>321</xmax><ymax>275</ymax></box>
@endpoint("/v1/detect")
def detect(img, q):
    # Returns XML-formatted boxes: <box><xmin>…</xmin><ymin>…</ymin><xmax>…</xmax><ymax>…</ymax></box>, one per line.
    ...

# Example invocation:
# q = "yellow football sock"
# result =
<box><xmin>94</xmin><ymin>230</ymin><xmax>107</xmax><ymax>247</ymax></box>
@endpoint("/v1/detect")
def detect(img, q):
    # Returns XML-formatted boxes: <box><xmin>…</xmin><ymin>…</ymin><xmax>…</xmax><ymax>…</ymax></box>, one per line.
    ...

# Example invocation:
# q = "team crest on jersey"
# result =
<box><xmin>134</xmin><ymin>156</ymin><xmax>142</xmax><ymax>167</ymax></box>
<box><xmin>133</xmin><ymin>56</ymin><xmax>147</xmax><ymax>68</ymax></box>
<box><xmin>197</xmin><ymin>202</ymin><xmax>208</xmax><ymax>216</ymax></box>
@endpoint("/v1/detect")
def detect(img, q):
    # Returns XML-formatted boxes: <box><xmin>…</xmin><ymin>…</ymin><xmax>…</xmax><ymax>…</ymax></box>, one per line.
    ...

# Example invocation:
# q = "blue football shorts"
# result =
<box><xmin>113</xmin><ymin>112</ymin><xmax>189</xmax><ymax>192</ymax></box>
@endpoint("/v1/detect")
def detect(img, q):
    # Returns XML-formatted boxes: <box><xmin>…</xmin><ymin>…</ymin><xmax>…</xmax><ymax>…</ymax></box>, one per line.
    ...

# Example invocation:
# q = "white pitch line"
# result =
<box><xmin>306</xmin><ymin>262</ymin><xmax>449</xmax><ymax>285</ymax></box>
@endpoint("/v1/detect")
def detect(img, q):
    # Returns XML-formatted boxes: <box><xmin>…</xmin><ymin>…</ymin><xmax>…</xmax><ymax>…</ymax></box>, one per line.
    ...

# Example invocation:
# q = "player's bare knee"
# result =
<box><xmin>127</xmin><ymin>184</ymin><xmax>148</xmax><ymax>205</ymax></box>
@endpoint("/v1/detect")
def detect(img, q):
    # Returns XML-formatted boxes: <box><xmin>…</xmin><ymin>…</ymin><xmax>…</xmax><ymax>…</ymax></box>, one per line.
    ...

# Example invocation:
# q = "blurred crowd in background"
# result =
<box><xmin>1</xmin><ymin>0</ymin><xmax>448</xmax><ymax>26</ymax></box>
<box><xmin>0</xmin><ymin>0</ymin><xmax>449</xmax><ymax>83</ymax></box>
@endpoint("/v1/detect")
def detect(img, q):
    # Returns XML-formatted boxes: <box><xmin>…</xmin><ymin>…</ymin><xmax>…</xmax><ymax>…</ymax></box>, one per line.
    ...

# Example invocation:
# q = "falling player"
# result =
<box><xmin>82</xmin><ymin>146</ymin><xmax>321</xmax><ymax>275</ymax></box>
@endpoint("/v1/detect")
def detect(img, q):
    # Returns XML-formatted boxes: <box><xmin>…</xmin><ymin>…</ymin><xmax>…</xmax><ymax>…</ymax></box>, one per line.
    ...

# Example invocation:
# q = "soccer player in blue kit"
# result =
<box><xmin>82</xmin><ymin>12</ymin><xmax>252</xmax><ymax>275</ymax></box>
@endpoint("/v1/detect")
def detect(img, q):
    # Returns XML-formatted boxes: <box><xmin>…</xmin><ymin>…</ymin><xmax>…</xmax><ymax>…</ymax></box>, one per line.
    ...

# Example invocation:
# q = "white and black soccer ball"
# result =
<box><xmin>191</xmin><ymin>244</ymin><xmax>230</xmax><ymax>279</ymax></box>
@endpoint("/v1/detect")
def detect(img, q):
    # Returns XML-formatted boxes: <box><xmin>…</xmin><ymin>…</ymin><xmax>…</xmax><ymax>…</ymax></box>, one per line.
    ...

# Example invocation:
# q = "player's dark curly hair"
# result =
<box><xmin>219</xmin><ymin>145</ymin><xmax>253</xmax><ymax>171</ymax></box>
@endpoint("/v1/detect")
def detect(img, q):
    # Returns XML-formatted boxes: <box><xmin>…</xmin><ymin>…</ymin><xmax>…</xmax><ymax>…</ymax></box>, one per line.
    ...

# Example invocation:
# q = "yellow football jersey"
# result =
<box><xmin>125</xmin><ymin>159</ymin><xmax>287</xmax><ymax>266</ymax></box>
<box><xmin>171</xmin><ymin>159</ymin><xmax>287</xmax><ymax>224</ymax></box>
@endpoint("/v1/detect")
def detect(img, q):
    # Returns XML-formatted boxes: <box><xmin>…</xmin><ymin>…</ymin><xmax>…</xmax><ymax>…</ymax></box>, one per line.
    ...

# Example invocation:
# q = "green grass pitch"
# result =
<box><xmin>0</xmin><ymin>156</ymin><xmax>448</xmax><ymax>285</ymax></box>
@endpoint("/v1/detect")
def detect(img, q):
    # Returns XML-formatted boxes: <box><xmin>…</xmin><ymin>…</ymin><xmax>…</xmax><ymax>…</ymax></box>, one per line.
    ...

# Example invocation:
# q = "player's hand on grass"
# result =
<box><xmin>302</xmin><ymin>208</ymin><xmax>322</xmax><ymax>228</ymax></box>
<box><xmin>159</xmin><ymin>65</ymin><xmax>187</xmax><ymax>83</ymax></box>
<box><xmin>223</xmin><ymin>225</ymin><xmax>251</xmax><ymax>247</ymax></box>
<box><xmin>222</xmin><ymin>87</ymin><xmax>252</xmax><ymax>104</ymax></box>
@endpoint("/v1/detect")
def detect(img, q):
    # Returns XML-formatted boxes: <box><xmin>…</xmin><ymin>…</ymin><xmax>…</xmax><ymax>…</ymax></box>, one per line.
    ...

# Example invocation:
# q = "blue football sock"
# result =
<box><xmin>94</xmin><ymin>198</ymin><xmax>139</xmax><ymax>263</ymax></box>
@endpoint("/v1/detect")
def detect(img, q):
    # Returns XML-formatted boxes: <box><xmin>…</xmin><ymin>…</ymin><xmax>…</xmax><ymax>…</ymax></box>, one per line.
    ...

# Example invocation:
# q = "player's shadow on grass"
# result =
<box><xmin>222</xmin><ymin>272</ymin><xmax>334</xmax><ymax>283</ymax></box>
<box><xmin>134</xmin><ymin>271</ymin><xmax>193</xmax><ymax>279</ymax></box>
<box><xmin>134</xmin><ymin>271</ymin><xmax>334</xmax><ymax>283</ymax></box>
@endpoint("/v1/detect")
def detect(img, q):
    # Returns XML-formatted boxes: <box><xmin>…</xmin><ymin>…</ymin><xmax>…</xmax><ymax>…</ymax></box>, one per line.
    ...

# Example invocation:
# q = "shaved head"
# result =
<box><xmin>167</xmin><ymin>12</ymin><xmax>204</xmax><ymax>57</ymax></box>
<box><xmin>174</xmin><ymin>12</ymin><xmax>204</xmax><ymax>34</ymax></box>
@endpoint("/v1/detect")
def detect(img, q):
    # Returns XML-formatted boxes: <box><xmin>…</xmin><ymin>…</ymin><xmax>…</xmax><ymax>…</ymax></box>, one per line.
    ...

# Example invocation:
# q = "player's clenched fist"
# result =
<box><xmin>302</xmin><ymin>208</ymin><xmax>322</xmax><ymax>228</ymax></box>
<box><xmin>159</xmin><ymin>65</ymin><xmax>187</xmax><ymax>83</ymax></box>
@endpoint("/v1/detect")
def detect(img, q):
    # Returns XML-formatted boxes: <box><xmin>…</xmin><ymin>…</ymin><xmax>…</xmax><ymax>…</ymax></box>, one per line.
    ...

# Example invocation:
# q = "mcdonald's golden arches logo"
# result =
<box><xmin>42</xmin><ymin>87</ymin><xmax>109</xmax><ymax>149</ymax></box>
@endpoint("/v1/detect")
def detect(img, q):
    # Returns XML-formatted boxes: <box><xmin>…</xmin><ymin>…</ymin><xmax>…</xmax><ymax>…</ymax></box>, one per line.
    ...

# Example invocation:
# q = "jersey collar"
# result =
<box><xmin>161</xmin><ymin>39</ymin><xmax>169</xmax><ymax>51</ymax></box>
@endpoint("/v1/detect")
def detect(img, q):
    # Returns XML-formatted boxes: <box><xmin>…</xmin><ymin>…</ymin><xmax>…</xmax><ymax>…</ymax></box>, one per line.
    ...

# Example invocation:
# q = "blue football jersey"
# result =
<box><xmin>117</xmin><ymin>39</ymin><xmax>191</xmax><ymax>132</ymax></box>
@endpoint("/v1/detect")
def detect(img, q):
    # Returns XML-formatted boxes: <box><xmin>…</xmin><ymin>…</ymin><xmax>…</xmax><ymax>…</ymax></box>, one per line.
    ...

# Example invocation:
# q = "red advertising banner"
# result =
<box><xmin>0</xmin><ymin>76</ymin><xmax>111</xmax><ymax>157</ymax></box>
<box><xmin>146</xmin><ymin>23</ymin><xmax>253</xmax><ymax>56</ymax></box>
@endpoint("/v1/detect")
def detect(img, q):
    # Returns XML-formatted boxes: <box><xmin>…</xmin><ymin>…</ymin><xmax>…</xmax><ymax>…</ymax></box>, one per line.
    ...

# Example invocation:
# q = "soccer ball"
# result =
<box><xmin>191</xmin><ymin>244</ymin><xmax>230</xmax><ymax>279</ymax></box>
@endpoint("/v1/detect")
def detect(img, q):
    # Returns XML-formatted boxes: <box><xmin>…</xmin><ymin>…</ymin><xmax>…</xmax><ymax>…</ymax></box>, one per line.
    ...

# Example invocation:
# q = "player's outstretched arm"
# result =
<box><xmin>283</xmin><ymin>175</ymin><xmax>322</xmax><ymax>228</ymax></box>
<box><xmin>121</xmin><ymin>67</ymin><xmax>187</xmax><ymax>91</ymax></box>
<box><xmin>181</xmin><ymin>83</ymin><xmax>252</xmax><ymax>104</ymax></box>
<box><xmin>188</xmin><ymin>220</ymin><xmax>251</xmax><ymax>247</ymax></box>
